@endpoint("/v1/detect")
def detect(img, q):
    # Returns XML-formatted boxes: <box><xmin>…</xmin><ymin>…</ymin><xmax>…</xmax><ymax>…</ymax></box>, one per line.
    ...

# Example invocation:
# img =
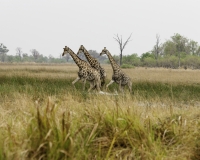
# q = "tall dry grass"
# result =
<box><xmin>0</xmin><ymin>63</ymin><xmax>200</xmax><ymax>159</ymax></box>
<box><xmin>1</xmin><ymin>93</ymin><xmax>200</xmax><ymax>159</ymax></box>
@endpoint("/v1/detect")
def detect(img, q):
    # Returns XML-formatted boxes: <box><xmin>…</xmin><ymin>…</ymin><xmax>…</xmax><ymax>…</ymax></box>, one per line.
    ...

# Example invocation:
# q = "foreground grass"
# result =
<box><xmin>1</xmin><ymin>93</ymin><xmax>200</xmax><ymax>159</ymax></box>
<box><xmin>0</xmin><ymin>64</ymin><xmax>200</xmax><ymax>159</ymax></box>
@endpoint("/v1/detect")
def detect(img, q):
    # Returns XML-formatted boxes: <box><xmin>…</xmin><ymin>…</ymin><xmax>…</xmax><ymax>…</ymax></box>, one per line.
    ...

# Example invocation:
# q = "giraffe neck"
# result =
<box><xmin>106</xmin><ymin>51</ymin><xmax>120</xmax><ymax>71</ymax></box>
<box><xmin>68</xmin><ymin>48</ymin><xmax>85</xmax><ymax>68</ymax></box>
<box><xmin>82</xmin><ymin>47</ymin><xmax>93</xmax><ymax>63</ymax></box>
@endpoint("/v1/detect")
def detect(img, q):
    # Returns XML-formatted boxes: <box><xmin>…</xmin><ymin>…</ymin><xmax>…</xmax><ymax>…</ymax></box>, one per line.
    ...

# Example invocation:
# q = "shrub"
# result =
<box><xmin>121</xmin><ymin>64</ymin><xmax>134</xmax><ymax>69</ymax></box>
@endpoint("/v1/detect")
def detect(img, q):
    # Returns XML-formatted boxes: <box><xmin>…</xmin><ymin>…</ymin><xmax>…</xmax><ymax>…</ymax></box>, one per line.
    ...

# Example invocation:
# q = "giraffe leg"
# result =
<box><xmin>91</xmin><ymin>81</ymin><xmax>100</xmax><ymax>92</ymax></box>
<box><xmin>106</xmin><ymin>80</ymin><xmax>114</xmax><ymax>91</ymax></box>
<box><xmin>101</xmin><ymin>78</ymin><xmax>106</xmax><ymax>90</ymax></box>
<box><xmin>101</xmin><ymin>71</ymin><xmax>106</xmax><ymax>89</ymax></box>
<box><xmin>118</xmin><ymin>80</ymin><xmax>122</xmax><ymax>92</ymax></box>
<box><xmin>121</xmin><ymin>85</ymin><xmax>125</xmax><ymax>93</ymax></box>
<box><xmin>128</xmin><ymin>81</ymin><xmax>132</xmax><ymax>94</ymax></box>
<box><xmin>92</xmin><ymin>81</ymin><xmax>97</xmax><ymax>90</ymax></box>
<box><xmin>90</xmin><ymin>81</ymin><xmax>96</xmax><ymax>90</ymax></box>
<box><xmin>82</xmin><ymin>79</ymin><xmax>86</xmax><ymax>91</ymax></box>
<box><xmin>96</xmin><ymin>79</ymin><xmax>101</xmax><ymax>92</ymax></box>
<box><xmin>88</xmin><ymin>81</ymin><xmax>95</xmax><ymax>92</ymax></box>
<box><xmin>72</xmin><ymin>77</ymin><xmax>80</xmax><ymax>89</ymax></box>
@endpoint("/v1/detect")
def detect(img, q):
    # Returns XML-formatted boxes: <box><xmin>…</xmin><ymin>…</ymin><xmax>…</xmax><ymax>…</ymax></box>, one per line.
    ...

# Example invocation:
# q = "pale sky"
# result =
<box><xmin>1</xmin><ymin>0</ymin><xmax>200</xmax><ymax>58</ymax></box>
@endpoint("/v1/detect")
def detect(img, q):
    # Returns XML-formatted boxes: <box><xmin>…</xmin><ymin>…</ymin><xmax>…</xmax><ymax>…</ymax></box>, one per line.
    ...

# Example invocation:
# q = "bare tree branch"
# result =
<box><xmin>153</xmin><ymin>34</ymin><xmax>163</xmax><ymax>67</ymax></box>
<box><xmin>16</xmin><ymin>47</ymin><xmax>23</xmax><ymax>61</ymax></box>
<box><xmin>113</xmin><ymin>34</ymin><xmax>122</xmax><ymax>50</ymax></box>
<box><xmin>113</xmin><ymin>33</ymin><xmax>132</xmax><ymax>66</ymax></box>
<box><xmin>122</xmin><ymin>33</ymin><xmax>132</xmax><ymax>50</ymax></box>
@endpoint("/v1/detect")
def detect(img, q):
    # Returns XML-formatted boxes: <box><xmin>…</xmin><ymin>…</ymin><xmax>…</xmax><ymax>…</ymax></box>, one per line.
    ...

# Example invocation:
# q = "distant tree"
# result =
<box><xmin>189</xmin><ymin>40</ymin><xmax>199</xmax><ymax>55</ymax></box>
<box><xmin>152</xmin><ymin>34</ymin><xmax>162</xmax><ymax>66</ymax></box>
<box><xmin>21</xmin><ymin>53</ymin><xmax>30</xmax><ymax>62</ymax></box>
<box><xmin>168</xmin><ymin>55</ymin><xmax>179</xmax><ymax>69</ymax></box>
<box><xmin>171</xmin><ymin>33</ymin><xmax>188</xmax><ymax>68</ymax></box>
<box><xmin>183</xmin><ymin>55</ymin><xmax>200</xmax><ymax>69</ymax></box>
<box><xmin>0</xmin><ymin>43</ymin><xmax>9</xmax><ymax>62</ymax></box>
<box><xmin>7</xmin><ymin>55</ymin><xmax>14</xmax><ymax>62</ymax></box>
<box><xmin>88</xmin><ymin>50</ymin><xmax>107</xmax><ymax>63</ymax></box>
<box><xmin>77</xmin><ymin>52</ymin><xmax>86</xmax><ymax>61</ymax></box>
<box><xmin>143</xmin><ymin>57</ymin><xmax>156</xmax><ymax>67</ymax></box>
<box><xmin>49</xmin><ymin>54</ymin><xmax>53</xmax><ymax>59</ymax></box>
<box><xmin>163</xmin><ymin>40</ymin><xmax>176</xmax><ymax>56</ymax></box>
<box><xmin>196</xmin><ymin>46</ymin><xmax>200</xmax><ymax>56</ymax></box>
<box><xmin>114</xmin><ymin>33</ymin><xmax>132</xmax><ymax>66</ymax></box>
<box><xmin>16</xmin><ymin>47</ymin><xmax>23</xmax><ymax>61</ymax></box>
<box><xmin>88</xmin><ymin>50</ymin><xmax>99</xmax><ymax>59</ymax></box>
<box><xmin>122</xmin><ymin>53</ymin><xmax>140</xmax><ymax>66</ymax></box>
<box><xmin>140</xmin><ymin>52</ymin><xmax>154</xmax><ymax>62</ymax></box>
<box><xmin>22</xmin><ymin>53</ymin><xmax>28</xmax><ymax>58</ymax></box>
<box><xmin>77</xmin><ymin>49</ymin><xmax>107</xmax><ymax>63</ymax></box>
<box><xmin>30</xmin><ymin>49</ymin><xmax>40</xmax><ymax>61</ymax></box>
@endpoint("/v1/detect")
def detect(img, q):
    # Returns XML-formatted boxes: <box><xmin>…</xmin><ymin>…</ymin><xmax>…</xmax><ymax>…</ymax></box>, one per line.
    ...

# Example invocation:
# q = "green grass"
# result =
<box><xmin>1</xmin><ymin>75</ymin><xmax>200</xmax><ymax>101</ymax></box>
<box><xmin>132</xmin><ymin>81</ymin><xmax>200</xmax><ymax>101</ymax></box>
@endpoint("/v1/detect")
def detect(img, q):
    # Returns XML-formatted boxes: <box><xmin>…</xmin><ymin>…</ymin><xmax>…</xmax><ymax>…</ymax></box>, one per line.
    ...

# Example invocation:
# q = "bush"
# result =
<box><xmin>121</xmin><ymin>64</ymin><xmax>134</xmax><ymax>69</ymax></box>
<box><xmin>143</xmin><ymin>57</ymin><xmax>156</xmax><ymax>67</ymax></box>
<box><xmin>184</xmin><ymin>55</ymin><xmax>200</xmax><ymax>69</ymax></box>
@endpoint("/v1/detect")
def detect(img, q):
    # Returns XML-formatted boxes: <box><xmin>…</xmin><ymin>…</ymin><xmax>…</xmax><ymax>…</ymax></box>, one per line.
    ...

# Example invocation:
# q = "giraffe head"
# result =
<box><xmin>100</xmin><ymin>47</ymin><xmax>108</xmax><ymax>56</ymax></box>
<box><xmin>77</xmin><ymin>45</ymin><xmax>84</xmax><ymax>55</ymax></box>
<box><xmin>62</xmin><ymin>46</ymin><xmax>70</xmax><ymax>56</ymax></box>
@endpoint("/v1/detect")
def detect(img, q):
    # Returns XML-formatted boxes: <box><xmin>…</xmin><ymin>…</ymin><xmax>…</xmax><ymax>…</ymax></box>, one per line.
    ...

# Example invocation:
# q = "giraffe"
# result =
<box><xmin>77</xmin><ymin>45</ymin><xmax>106</xmax><ymax>88</ymax></box>
<box><xmin>99</xmin><ymin>47</ymin><xmax>132</xmax><ymax>93</ymax></box>
<box><xmin>62</xmin><ymin>46</ymin><xmax>101</xmax><ymax>92</ymax></box>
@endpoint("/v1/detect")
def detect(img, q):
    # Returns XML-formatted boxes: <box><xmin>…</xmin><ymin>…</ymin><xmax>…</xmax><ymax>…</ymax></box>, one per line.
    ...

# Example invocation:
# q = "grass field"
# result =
<box><xmin>0</xmin><ymin>63</ymin><xmax>200</xmax><ymax>159</ymax></box>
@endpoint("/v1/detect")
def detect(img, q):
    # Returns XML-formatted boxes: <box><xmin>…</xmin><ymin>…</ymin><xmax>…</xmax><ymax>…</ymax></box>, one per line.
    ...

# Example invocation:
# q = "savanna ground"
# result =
<box><xmin>1</xmin><ymin>63</ymin><xmax>200</xmax><ymax>160</ymax></box>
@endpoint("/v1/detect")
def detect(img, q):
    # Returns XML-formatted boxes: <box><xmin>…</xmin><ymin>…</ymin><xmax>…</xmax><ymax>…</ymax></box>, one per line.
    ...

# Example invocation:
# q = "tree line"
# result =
<box><xmin>1</xmin><ymin>33</ymin><xmax>200</xmax><ymax>69</ymax></box>
<box><xmin>0</xmin><ymin>45</ymin><xmax>107</xmax><ymax>64</ymax></box>
<box><xmin>113</xmin><ymin>33</ymin><xmax>200</xmax><ymax>69</ymax></box>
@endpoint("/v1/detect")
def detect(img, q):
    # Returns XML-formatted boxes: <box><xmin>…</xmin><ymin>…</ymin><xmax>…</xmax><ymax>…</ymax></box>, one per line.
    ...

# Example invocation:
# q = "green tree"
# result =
<box><xmin>7</xmin><ymin>55</ymin><xmax>14</xmax><ymax>62</ymax></box>
<box><xmin>141</xmin><ymin>52</ymin><xmax>154</xmax><ymax>62</ymax></box>
<box><xmin>184</xmin><ymin>55</ymin><xmax>200</xmax><ymax>69</ymax></box>
<box><xmin>171</xmin><ymin>33</ymin><xmax>188</xmax><ymax>67</ymax></box>
<box><xmin>188</xmin><ymin>40</ymin><xmax>199</xmax><ymax>55</ymax></box>
<box><xmin>0</xmin><ymin>43</ymin><xmax>9</xmax><ymax>62</ymax></box>
<box><xmin>163</xmin><ymin>40</ymin><xmax>176</xmax><ymax>56</ymax></box>
<box><xmin>122</xmin><ymin>53</ymin><xmax>140</xmax><ymax>66</ymax></box>
<box><xmin>168</xmin><ymin>55</ymin><xmax>179</xmax><ymax>68</ymax></box>
<box><xmin>143</xmin><ymin>57</ymin><xmax>156</xmax><ymax>67</ymax></box>
<box><xmin>196</xmin><ymin>46</ymin><xmax>200</xmax><ymax>56</ymax></box>
<box><xmin>30</xmin><ymin>49</ymin><xmax>40</xmax><ymax>61</ymax></box>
